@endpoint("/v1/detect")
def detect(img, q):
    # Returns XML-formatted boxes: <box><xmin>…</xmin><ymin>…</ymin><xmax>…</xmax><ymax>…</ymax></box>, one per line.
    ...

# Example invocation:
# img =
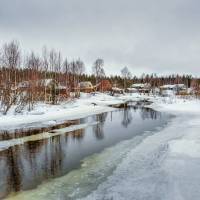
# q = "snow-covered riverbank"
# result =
<box><xmin>0</xmin><ymin>92</ymin><xmax>148</xmax><ymax>131</ymax></box>
<box><xmin>2</xmin><ymin>93</ymin><xmax>200</xmax><ymax>200</ymax></box>
<box><xmin>80</xmin><ymin>97</ymin><xmax>200</xmax><ymax>200</ymax></box>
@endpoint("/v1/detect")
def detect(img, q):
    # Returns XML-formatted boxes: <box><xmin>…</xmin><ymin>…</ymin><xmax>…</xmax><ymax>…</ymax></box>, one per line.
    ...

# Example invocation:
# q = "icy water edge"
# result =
<box><xmin>0</xmin><ymin>105</ymin><xmax>172</xmax><ymax>200</ymax></box>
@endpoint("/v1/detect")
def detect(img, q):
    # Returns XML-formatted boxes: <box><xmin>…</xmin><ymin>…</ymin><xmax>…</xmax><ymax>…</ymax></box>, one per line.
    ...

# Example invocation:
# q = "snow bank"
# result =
<box><xmin>80</xmin><ymin>96</ymin><xmax>200</xmax><ymax>200</ymax></box>
<box><xmin>0</xmin><ymin>104</ymin><xmax>114</xmax><ymax>130</ymax></box>
<box><xmin>2</xmin><ymin>93</ymin><xmax>200</xmax><ymax>199</ymax></box>
<box><xmin>0</xmin><ymin>92</ymin><xmax>148</xmax><ymax>130</ymax></box>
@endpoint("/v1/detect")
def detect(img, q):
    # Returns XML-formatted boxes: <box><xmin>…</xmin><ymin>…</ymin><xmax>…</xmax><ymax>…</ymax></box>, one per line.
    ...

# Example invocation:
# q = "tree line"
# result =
<box><xmin>0</xmin><ymin>40</ymin><xmax>199</xmax><ymax>115</ymax></box>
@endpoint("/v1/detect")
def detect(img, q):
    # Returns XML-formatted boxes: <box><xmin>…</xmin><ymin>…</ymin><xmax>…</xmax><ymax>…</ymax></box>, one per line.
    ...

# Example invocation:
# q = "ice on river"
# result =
<box><xmin>5</xmin><ymin>98</ymin><xmax>200</xmax><ymax>200</ymax></box>
<box><xmin>81</xmin><ymin>114</ymin><xmax>200</xmax><ymax>200</ymax></box>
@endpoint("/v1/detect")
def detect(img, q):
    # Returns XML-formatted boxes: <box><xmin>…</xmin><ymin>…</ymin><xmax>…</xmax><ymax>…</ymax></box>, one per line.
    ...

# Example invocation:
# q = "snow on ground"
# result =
<box><xmin>79</xmin><ymin>96</ymin><xmax>200</xmax><ymax>200</ymax></box>
<box><xmin>0</xmin><ymin>92</ymin><xmax>149</xmax><ymax>131</ymax></box>
<box><xmin>1</xmin><ymin>92</ymin><xmax>200</xmax><ymax>199</ymax></box>
<box><xmin>0</xmin><ymin>93</ymin><xmax>118</xmax><ymax>130</ymax></box>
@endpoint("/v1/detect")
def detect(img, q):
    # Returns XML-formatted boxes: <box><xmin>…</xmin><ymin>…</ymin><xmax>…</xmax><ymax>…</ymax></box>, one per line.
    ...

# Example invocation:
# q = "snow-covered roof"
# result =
<box><xmin>160</xmin><ymin>85</ymin><xmax>176</xmax><ymax>89</ymax></box>
<box><xmin>176</xmin><ymin>84</ymin><xmax>186</xmax><ymax>88</ymax></box>
<box><xmin>127</xmin><ymin>88</ymin><xmax>138</xmax><ymax>91</ymax></box>
<box><xmin>160</xmin><ymin>84</ymin><xmax>186</xmax><ymax>89</ymax></box>
<box><xmin>112</xmin><ymin>87</ymin><xmax>124</xmax><ymax>91</ymax></box>
<box><xmin>131</xmin><ymin>83</ymin><xmax>151</xmax><ymax>89</ymax></box>
<box><xmin>37</xmin><ymin>79</ymin><xmax>56</xmax><ymax>87</ymax></box>
<box><xmin>57</xmin><ymin>85</ymin><xmax>67</xmax><ymax>90</ymax></box>
<box><xmin>79</xmin><ymin>81</ymin><xmax>93</xmax><ymax>88</ymax></box>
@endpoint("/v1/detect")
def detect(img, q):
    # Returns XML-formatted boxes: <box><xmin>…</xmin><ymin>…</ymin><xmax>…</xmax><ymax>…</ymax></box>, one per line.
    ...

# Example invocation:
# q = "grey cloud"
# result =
<box><xmin>0</xmin><ymin>0</ymin><xmax>200</xmax><ymax>76</ymax></box>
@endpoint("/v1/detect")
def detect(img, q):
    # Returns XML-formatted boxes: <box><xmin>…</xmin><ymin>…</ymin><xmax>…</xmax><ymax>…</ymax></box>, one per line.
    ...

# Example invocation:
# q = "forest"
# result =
<box><xmin>0</xmin><ymin>40</ymin><xmax>199</xmax><ymax>115</ymax></box>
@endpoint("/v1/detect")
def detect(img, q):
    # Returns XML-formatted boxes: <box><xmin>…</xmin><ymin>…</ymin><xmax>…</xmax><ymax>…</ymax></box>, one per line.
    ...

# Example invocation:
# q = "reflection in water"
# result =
<box><xmin>0</xmin><ymin>107</ymin><xmax>169</xmax><ymax>199</ymax></box>
<box><xmin>140</xmin><ymin>107</ymin><xmax>161</xmax><ymax>120</ymax></box>
<box><xmin>93</xmin><ymin>113</ymin><xmax>108</xmax><ymax>139</ymax></box>
<box><xmin>71</xmin><ymin>129</ymin><xmax>85</xmax><ymax>140</ymax></box>
<box><xmin>121</xmin><ymin>106</ymin><xmax>159</xmax><ymax>128</ymax></box>
<box><xmin>0</xmin><ymin>120</ymin><xmax>77</xmax><ymax>141</ymax></box>
<box><xmin>122</xmin><ymin>107</ymin><xmax>133</xmax><ymax>128</ymax></box>
<box><xmin>6</xmin><ymin>146</ymin><xmax>21</xmax><ymax>195</ymax></box>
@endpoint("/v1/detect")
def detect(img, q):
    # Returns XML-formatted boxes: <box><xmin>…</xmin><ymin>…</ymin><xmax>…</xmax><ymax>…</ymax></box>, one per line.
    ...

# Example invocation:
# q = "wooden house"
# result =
<box><xmin>97</xmin><ymin>80</ymin><xmax>112</xmax><ymax>92</ymax></box>
<box><xmin>79</xmin><ymin>81</ymin><xmax>95</xmax><ymax>93</ymax></box>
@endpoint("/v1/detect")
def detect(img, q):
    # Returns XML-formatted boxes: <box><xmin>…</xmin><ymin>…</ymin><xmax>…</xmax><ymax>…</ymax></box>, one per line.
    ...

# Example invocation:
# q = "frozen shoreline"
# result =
<box><xmin>80</xmin><ymin>97</ymin><xmax>200</xmax><ymax>200</ymax></box>
<box><xmin>2</xmin><ymin>93</ymin><xmax>200</xmax><ymax>200</ymax></box>
<box><xmin>0</xmin><ymin>92</ymin><xmax>149</xmax><ymax>131</ymax></box>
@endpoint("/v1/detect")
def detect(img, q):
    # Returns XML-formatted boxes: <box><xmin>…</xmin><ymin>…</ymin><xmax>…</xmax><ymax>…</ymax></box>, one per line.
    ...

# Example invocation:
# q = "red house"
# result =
<box><xmin>97</xmin><ymin>80</ymin><xmax>112</xmax><ymax>92</ymax></box>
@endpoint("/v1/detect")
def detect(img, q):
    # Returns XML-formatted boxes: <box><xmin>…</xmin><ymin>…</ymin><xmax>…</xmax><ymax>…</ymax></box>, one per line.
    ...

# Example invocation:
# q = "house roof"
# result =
<box><xmin>112</xmin><ymin>87</ymin><xmax>124</xmax><ymax>91</ymax></box>
<box><xmin>79</xmin><ymin>81</ymin><xmax>93</xmax><ymax>88</ymax></box>
<box><xmin>131</xmin><ymin>83</ymin><xmax>151</xmax><ymax>88</ymax></box>
<box><xmin>160</xmin><ymin>84</ymin><xmax>186</xmax><ymax>89</ymax></box>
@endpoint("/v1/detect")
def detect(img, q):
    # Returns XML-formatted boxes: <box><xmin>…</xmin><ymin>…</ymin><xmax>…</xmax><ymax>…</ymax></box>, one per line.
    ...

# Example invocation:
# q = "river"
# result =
<box><xmin>0</xmin><ymin>105</ymin><xmax>171</xmax><ymax>199</ymax></box>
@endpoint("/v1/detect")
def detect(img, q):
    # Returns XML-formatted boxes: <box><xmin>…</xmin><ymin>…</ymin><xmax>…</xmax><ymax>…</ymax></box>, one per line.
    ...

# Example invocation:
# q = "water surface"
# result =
<box><xmin>0</xmin><ymin>106</ymin><xmax>171</xmax><ymax>199</ymax></box>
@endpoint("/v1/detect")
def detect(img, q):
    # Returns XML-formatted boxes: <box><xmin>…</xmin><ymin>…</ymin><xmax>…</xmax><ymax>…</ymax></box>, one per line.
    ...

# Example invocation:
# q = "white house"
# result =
<box><xmin>160</xmin><ymin>84</ymin><xmax>186</xmax><ymax>96</ymax></box>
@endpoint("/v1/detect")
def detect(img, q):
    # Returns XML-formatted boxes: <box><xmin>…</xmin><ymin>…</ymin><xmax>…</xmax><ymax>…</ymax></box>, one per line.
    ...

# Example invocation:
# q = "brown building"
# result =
<box><xmin>97</xmin><ymin>80</ymin><xmax>112</xmax><ymax>92</ymax></box>
<box><xmin>79</xmin><ymin>81</ymin><xmax>95</xmax><ymax>93</ymax></box>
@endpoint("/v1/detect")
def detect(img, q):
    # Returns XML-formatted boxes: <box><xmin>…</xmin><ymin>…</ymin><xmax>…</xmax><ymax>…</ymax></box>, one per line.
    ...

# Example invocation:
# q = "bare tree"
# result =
<box><xmin>49</xmin><ymin>49</ymin><xmax>59</xmax><ymax>104</ymax></box>
<box><xmin>92</xmin><ymin>58</ymin><xmax>105</xmax><ymax>87</ymax></box>
<box><xmin>76</xmin><ymin>58</ymin><xmax>85</xmax><ymax>82</ymax></box>
<box><xmin>42</xmin><ymin>46</ymin><xmax>49</xmax><ymax>102</ymax></box>
<box><xmin>24</xmin><ymin>51</ymin><xmax>41</xmax><ymax>111</ymax></box>
<box><xmin>121</xmin><ymin>66</ymin><xmax>132</xmax><ymax>89</ymax></box>
<box><xmin>63</xmin><ymin>58</ymin><xmax>70</xmax><ymax>89</ymax></box>
<box><xmin>0</xmin><ymin>40</ymin><xmax>21</xmax><ymax>115</ymax></box>
<box><xmin>1</xmin><ymin>40</ymin><xmax>20</xmax><ymax>87</ymax></box>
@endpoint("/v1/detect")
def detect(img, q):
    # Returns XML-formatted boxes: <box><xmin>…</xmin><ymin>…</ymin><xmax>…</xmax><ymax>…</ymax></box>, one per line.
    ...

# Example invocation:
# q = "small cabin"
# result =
<box><xmin>79</xmin><ymin>81</ymin><xmax>94</xmax><ymax>93</ymax></box>
<box><xmin>110</xmin><ymin>87</ymin><xmax>124</xmax><ymax>96</ymax></box>
<box><xmin>27</xmin><ymin>79</ymin><xmax>69</xmax><ymax>102</ymax></box>
<box><xmin>160</xmin><ymin>84</ymin><xmax>187</xmax><ymax>96</ymax></box>
<box><xmin>97</xmin><ymin>80</ymin><xmax>112</xmax><ymax>92</ymax></box>
<box><xmin>127</xmin><ymin>83</ymin><xmax>151</xmax><ymax>94</ymax></box>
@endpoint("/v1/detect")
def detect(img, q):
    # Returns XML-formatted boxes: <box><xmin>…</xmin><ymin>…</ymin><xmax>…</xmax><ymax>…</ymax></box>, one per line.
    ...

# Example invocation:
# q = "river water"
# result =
<box><xmin>0</xmin><ymin>105</ymin><xmax>171</xmax><ymax>199</ymax></box>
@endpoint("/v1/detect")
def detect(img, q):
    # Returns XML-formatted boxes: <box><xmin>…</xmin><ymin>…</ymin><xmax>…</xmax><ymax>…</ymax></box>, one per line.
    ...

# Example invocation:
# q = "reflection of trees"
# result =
<box><xmin>26</xmin><ymin>135</ymin><xmax>65</xmax><ymax>179</ymax></box>
<box><xmin>39</xmin><ymin>135</ymin><xmax>65</xmax><ymax>178</ymax></box>
<box><xmin>5</xmin><ymin>146</ymin><xmax>22</xmax><ymax>194</ymax></box>
<box><xmin>0</xmin><ymin>126</ymin><xmax>89</xmax><ymax>198</ymax></box>
<box><xmin>49</xmin><ymin>136</ymin><xmax>63</xmax><ymax>176</ymax></box>
<box><xmin>25</xmin><ymin>140</ymin><xmax>47</xmax><ymax>178</ymax></box>
<box><xmin>93</xmin><ymin>113</ymin><xmax>108</xmax><ymax>139</ymax></box>
<box><xmin>140</xmin><ymin>107</ymin><xmax>161</xmax><ymax>120</ymax></box>
<box><xmin>0</xmin><ymin>131</ymin><xmax>12</xmax><ymax>141</ymax></box>
<box><xmin>122</xmin><ymin>107</ymin><xmax>132</xmax><ymax>128</ymax></box>
<box><xmin>71</xmin><ymin>129</ymin><xmax>84</xmax><ymax>140</ymax></box>
<box><xmin>93</xmin><ymin>123</ymin><xmax>104</xmax><ymax>139</ymax></box>
<box><xmin>97</xmin><ymin>113</ymin><xmax>108</xmax><ymax>123</ymax></box>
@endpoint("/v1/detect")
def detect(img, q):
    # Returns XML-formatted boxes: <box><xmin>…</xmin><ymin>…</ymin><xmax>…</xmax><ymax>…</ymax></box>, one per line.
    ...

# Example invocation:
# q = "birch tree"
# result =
<box><xmin>121</xmin><ymin>66</ymin><xmax>132</xmax><ymax>89</ymax></box>
<box><xmin>92</xmin><ymin>58</ymin><xmax>105</xmax><ymax>86</ymax></box>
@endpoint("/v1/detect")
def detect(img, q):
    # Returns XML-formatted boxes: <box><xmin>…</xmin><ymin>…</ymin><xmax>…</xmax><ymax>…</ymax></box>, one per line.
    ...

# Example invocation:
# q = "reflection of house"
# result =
<box><xmin>127</xmin><ymin>83</ymin><xmax>151</xmax><ymax>93</ymax></box>
<box><xmin>97</xmin><ymin>80</ymin><xmax>112</xmax><ymax>92</ymax></box>
<box><xmin>79</xmin><ymin>81</ymin><xmax>94</xmax><ymax>93</ymax></box>
<box><xmin>160</xmin><ymin>84</ymin><xmax>187</xmax><ymax>96</ymax></box>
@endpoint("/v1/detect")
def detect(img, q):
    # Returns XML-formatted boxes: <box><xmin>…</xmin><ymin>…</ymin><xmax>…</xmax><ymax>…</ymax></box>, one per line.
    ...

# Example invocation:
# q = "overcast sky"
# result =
<box><xmin>0</xmin><ymin>0</ymin><xmax>200</xmax><ymax>76</ymax></box>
